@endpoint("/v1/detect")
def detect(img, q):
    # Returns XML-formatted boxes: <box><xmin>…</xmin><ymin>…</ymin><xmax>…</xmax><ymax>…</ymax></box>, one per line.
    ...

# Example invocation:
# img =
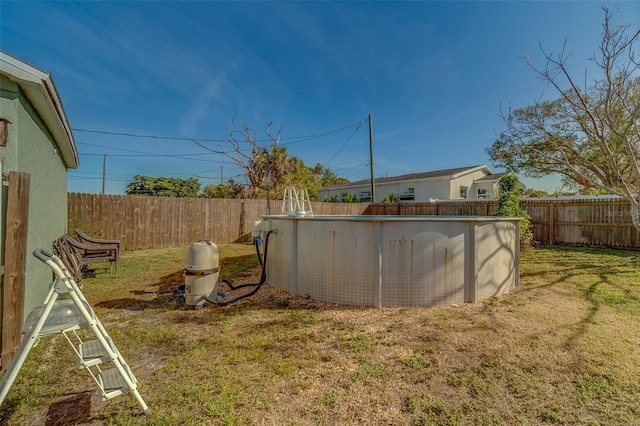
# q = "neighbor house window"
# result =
<box><xmin>399</xmin><ymin>187</ymin><xmax>415</xmax><ymax>201</ymax></box>
<box><xmin>459</xmin><ymin>186</ymin><xmax>468</xmax><ymax>199</ymax></box>
<box><xmin>358</xmin><ymin>191</ymin><xmax>372</xmax><ymax>202</ymax></box>
<box><xmin>477</xmin><ymin>188</ymin><xmax>489</xmax><ymax>199</ymax></box>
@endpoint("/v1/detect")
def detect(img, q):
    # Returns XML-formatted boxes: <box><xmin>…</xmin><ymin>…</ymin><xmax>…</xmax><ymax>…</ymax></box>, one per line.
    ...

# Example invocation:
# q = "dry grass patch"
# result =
<box><xmin>1</xmin><ymin>244</ymin><xmax>640</xmax><ymax>425</ymax></box>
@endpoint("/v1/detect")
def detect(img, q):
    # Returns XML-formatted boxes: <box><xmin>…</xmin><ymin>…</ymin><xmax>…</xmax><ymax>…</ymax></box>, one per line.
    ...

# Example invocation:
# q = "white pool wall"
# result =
<box><xmin>259</xmin><ymin>215</ymin><xmax>520</xmax><ymax>308</ymax></box>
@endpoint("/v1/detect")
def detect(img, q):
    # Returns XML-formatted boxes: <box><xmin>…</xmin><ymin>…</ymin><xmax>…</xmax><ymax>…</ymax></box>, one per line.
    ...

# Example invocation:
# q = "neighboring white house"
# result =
<box><xmin>318</xmin><ymin>165</ymin><xmax>506</xmax><ymax>203</ymax></box>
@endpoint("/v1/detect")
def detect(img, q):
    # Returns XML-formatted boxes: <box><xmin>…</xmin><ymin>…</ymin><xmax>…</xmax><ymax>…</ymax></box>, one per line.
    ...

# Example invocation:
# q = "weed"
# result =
<box><xmin>404</xmin><ymin>394</ymin><xmax>421</xmax><ymax>413</ymax></box>
<box><xmin>539</xmin><ymin>403</ymin><xmax>564</xmax><ymax>423</ymax></box>
<box><xmin>352</xmin><ymin>356</ymin><xmax>388</xmax><ymax>383</ymax></box>
<box><xmin>321</xmin><ymin>390</ymin><xmax>341</xmax><ymax>408</ymax></box>
<box><xmin>399</xmin><ymin>355</ymin><xmax>426</xmax><ymax>369</ymax></box>
<box><xmin>446</xmin><ymin>374</ymin><xmax>464</xmax><ymax>387</ymax></box>
<box><xmin>345</xmin><ymin>334</ymin><xmax>375</xmax><ymax>352</ymax></box>
<box><xmin>276</xmin><ymin>298</ymin><xmax>291</xmax><ymax>307</ymax></box>
<box><xmin>461</xmin><ymin>399</ymin><xmax>477</xmax><ymax>413</ymax></box>
<box><xmin>468</xmin><ymin>374</ymin><xmax>495</xmax><ymax>397</ymax></box>
<box><xmin>577</xmin><ymin>372</ymin><xmax>618</xmax><ymax>405</ymax></box>
<box><xmin>412</xmin><ymin>394</ymin><xmax>464</xmax><ymax>426</ymax></box>
<box><xmin>204</xmin><ymin>383</ymin><xmax>245</xmax><ymax>424</ymax></box>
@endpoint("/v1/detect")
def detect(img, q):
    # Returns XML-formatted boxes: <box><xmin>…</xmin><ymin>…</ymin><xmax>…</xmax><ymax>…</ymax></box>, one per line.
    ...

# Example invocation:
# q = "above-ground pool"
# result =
<box><xmin>257</xmin><ymin>215</ymin><xmax>520</xmax><ymax>308</ymax></box>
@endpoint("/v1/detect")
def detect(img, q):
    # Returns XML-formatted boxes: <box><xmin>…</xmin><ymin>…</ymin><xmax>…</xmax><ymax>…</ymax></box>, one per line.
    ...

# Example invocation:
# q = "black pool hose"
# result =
<box><xmin>205</xmin><ymin>230</ymin><xmax>274</xmax><ymax>306</ymax></box>
<box><xmin>217</xmin><ymin>234</ymin><xmax>265</xmax><ymax>291</ymax></box>
<box><xmin>255</xmin><ymin>234</ymin><xmax>264</xmax><ymax>269</ymax></box>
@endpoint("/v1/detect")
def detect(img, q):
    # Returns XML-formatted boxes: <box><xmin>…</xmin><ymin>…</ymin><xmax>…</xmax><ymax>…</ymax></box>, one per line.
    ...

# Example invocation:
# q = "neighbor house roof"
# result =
<box><xmin>324</xmin><ymin>165</ymin><xmax>492</xmax><ymax>189</ymax></box>
<box><xmin>474</xmin><ymin>172</ymin><xmax>507</xmax><ymax>182</ymax></box>
<box><xmin>0</xmin><ymin>50</ymin><xmax>79</xmax><ymax>169</ymax></box>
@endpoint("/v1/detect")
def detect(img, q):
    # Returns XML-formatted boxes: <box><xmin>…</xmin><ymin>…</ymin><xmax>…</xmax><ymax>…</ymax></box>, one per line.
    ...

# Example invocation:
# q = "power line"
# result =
<box><xmin>71</xmin><ymin>119</ymin><xmax>369</xmax><ymax>191</ymax></box>
<box><xmin>323</xmin><ymin>121</ymin><xmax>363</xmax><ymax>168</ymax></box>
<box><xmin>279</xmin><ymin>119</ymin><xmax>367</xmax><ymax>146</ymax></box>
<box><xmin>78</xmin><ymin>143</ymin><xmax>224</xmax><ymax>159</ymax></box>
<box><xmin>108</xmin><ymin>157</ymin><xmax>243</xmax><ymax>179</ymax></box>
<box><xmin>73</xmin><ymin>129</ymin><xmax>224</xmax><ymax>143</ymax></box>
<box><xmin>71</xmin><ymin>120</ymin><xmax>365</xmax><ymax>145</ymax></box>
<box><xmin>73</xmin><ymin>120</ymin><xmax>368</xmax><ymax>169</ymax></box>
<box><xmin>76</xmin><ymin>143</ymin><xmax>231</xmax><ymax>163</ymax></box>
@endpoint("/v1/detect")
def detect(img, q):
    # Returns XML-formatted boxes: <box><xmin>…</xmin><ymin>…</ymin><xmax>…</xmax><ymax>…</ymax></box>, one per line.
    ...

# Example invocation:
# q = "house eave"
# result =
<box><xmin>451</xmin><ymin>165</ymin><xmax>491</xmax><ymax>179</ymax></box>
<box><xmin>0</xmin><ymin>51</ymin><xmax>79</xmax><ymax>169</ymax></box>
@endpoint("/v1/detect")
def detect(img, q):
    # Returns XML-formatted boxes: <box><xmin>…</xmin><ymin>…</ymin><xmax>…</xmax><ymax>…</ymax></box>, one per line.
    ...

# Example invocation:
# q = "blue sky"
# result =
<box><xmin>2</xmin><ymin>1</ymin><xmax>639</xmax><ymax>195</ymax></box>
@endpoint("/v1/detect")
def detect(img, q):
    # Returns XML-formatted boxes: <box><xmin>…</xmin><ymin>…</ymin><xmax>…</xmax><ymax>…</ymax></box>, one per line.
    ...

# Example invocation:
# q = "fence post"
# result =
<box><xmin>549</xmin><ymin>201</ymin><xmax>555</xmax><ymax>245</ymax></box>
<box><xmin>2</xmin><ymin>172</ymin><xmax>30</xmax><ymax>369</ymax></box>
<box><xmin>239</xmin><ymin>201</ymin><xmax>246</xmax><ymax>241</ymax></box>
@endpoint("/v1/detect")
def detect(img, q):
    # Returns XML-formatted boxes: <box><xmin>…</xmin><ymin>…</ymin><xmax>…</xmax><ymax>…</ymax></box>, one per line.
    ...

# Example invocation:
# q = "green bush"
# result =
<box><xmin>381</xmin><ymin>193</ymin><xmax>400</xmax><ymax>203</ymax></box>
<box><xmin>493</xmin><ymin>175</ymin><xmax>533</xmax><ymax>246</ymax></box>
<box><xmin>341</xmin><ymin>193</ymin><xmax>360</xmax><ymax>203</ymax></box>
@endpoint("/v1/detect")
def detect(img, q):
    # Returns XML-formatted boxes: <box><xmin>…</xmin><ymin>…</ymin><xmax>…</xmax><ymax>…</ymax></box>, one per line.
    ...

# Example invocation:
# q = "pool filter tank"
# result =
<box><xmin>184</xmin><ymin>241</ymin><xmax>220</xmax><ymax>309</ymax></box>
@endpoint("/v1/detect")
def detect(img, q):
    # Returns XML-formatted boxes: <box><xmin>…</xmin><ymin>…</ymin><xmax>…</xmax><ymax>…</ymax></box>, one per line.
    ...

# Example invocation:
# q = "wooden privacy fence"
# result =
<box><xmin>523</xmin><ymin>197</ymin><xmax>640</xmax><ymax>247</ymax></box>
<box><xmin>2</xmin><ymin>172</ymin><xmax>30</xmax><ymax>370</ymax></box>
<box><xmin>366</xmin><ymin>197</ymin><xmax>640</xmax><ymax>248</ymax></box>
<box><xmin>67</xmin><ymin>193</ymin><xmax>368</xmax><ymax>250</ymax></box>
<box><xmin>69</xmin><ymin>194</ymin><xmax>640</xmax><ymax>250</ymax></box>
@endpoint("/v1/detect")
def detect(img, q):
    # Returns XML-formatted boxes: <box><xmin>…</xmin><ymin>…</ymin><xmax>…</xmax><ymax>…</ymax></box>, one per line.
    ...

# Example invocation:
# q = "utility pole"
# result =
<box><xmin>368</xmin><ymin>114</ymin><xmax>375</xmax><ymax>203</ymax></box>
<box><xmin>102</xmin><ymin>154</ymin><xmax>106</xmax><ymax>195</ymax></box>
<box><xmin>220</xmin><ymin>165</ymin><xmax>223</xmax><ymax>184</ymax></box>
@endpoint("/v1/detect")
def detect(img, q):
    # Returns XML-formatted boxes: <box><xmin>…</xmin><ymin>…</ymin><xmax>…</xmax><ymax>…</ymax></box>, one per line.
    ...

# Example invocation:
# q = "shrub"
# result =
<box><xmin>381</xmin><ymin>193</ymin><xmax>400</xmax><ymax>203</ymax></box>
<box><xmin>493</xmin><ymin>175</ymin><xmax>533</xmax><ymax>246</ymax></box>
<box><xmin>341</xmin><ymin>193</ymin><xmax>360</xmax><ymax>203</ymax></box>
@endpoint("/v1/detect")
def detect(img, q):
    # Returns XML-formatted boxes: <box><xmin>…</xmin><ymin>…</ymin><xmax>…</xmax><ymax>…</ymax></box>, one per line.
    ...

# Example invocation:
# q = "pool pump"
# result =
<box><xmin>184</xmin><ymin>240</ymin><xmax>220</xmax><ymax>309</ymax></box>
<box><xmin>178</xmin><ymin>229</ymin><xmax>275</xmax><ymax>308</ymax></box>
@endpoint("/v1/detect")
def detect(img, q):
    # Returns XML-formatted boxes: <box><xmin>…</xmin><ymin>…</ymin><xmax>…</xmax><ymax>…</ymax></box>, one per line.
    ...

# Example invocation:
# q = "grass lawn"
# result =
<box><xmin>1</xmin><ymin>244</ymin><xmax>639</xmax><ymax>425</ymax></box>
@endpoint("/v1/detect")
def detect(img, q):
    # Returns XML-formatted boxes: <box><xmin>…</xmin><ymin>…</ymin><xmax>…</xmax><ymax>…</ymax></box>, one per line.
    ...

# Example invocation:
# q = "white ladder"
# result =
<box><xmin>0</xmin><ymin>249</ymin><xmax>150</xmax><ymax>415</ymax></box>
<box><xmin>281</xmin><ymin>186</ymin><xmax>314</xmax><ymax>216</ymax></box>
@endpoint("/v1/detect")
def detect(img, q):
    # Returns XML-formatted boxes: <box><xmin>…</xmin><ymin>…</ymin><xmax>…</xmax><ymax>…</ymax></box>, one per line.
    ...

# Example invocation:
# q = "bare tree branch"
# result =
<box><xmin>487</xmin><ymin>7</ymin><xmax>640</xmax><ymax>230</ymax></box>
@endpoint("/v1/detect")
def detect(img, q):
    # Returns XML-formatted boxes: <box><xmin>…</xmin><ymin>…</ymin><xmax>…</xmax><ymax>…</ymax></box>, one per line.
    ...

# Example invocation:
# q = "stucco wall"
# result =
<box><xmin>470</xmin><ymin>181</ymin><xmax>498</xmax><ymax>200</ymax></box>
<box><xmin>318</xmin><ymin>170</ymin><xmax>497</xmax><ymax>203</ymax></box>
<box><xmin>319</xmin><ymin>177</ymin><xmax>458</xmax><ymax>203</ymax></box>
<box><xmin>0</xmin><ymin>74</ymin><xmax>69</xmax><ymax>318</ymax></box>
<box><xmin>449</xmin><ymin>170</ymin><xmax>490</xmax><ymax>199</ymax></box>
<box><xmin>410</xmin><ymin>177</ymin><xmax>451</xmax><ymax>201</ymax></box>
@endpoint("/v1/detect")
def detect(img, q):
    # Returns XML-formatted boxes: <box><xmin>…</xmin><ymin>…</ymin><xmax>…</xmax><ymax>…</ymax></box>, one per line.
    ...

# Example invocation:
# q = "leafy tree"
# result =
<box><xmin>381</xmin><ymin>193</ymin><xmax>400</xmax><ymax>203</ymax></box>
<box><xmin>285</xmin><ymin>166</ymin><xmax>351</xmax><ymax>202</ymax></box>
<box><xmin>126</xmin><ymin>175</ymin><xmax>200</xmax><ymax>197</ymax></box>
<box><xmin>195</xmin><ymin>120</ymin><xmax>348</xmax><ymax>201</ymax></box>
<box><xmin>278</xmin><ymin>156</ymin><xmax>313</xmax><ymax>198</ymax></box>
<box><xmin>560</xmin><ymin>180</ymin><xmax>610</xmax><ymax>196</ymax></box>
<box><xmin>487</xmin><ymin>8</ymin><xmax>640</xmax><ymax>230</ymax></box>
<box><xmin>275</xmin><ymin>161</ymin><xmax>349</xmax><ymax>201</ymax></box>
<box><xmin>317</xmin><ymin>165</ymin><xmax>350</xmax><ymax>187</ymax></box>
<box><xmin>493</xmin><ymin>175</ymin><xmax>533</xmax><ymax>246</ymax></box>
<box><xmin>194</xmin><ymin>120</ymin><xmax>284</xmax><ymax>199</ymax></box>
<box><xmin>201</xmin><ymin>179</ymin><xmax>245</xmax><ymax>198</ymax></box>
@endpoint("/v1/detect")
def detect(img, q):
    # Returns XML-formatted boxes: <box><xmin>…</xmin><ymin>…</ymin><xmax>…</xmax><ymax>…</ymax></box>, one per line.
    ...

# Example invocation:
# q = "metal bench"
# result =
<box><xmin>53</xmin><ymin>234</ymin><xmax>119</xmax><ymax>282</ymax></box>
<box><xmin>75</xmin><ymin>229</ymin><xmax>121</xmax><ymax>254</ymax></box>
